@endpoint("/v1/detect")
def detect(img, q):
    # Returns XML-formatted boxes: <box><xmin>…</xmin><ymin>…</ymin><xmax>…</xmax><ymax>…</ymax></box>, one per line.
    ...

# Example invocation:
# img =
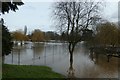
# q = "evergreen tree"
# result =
<box><xmin>2</xmin><ymin>23</ymin><xmax>13</xmax><ymax>57</ymax></box>
<box><xmin>0</xmin><ymin>1</ymin><xmax>24</xmax><ymax>61</ymax></box>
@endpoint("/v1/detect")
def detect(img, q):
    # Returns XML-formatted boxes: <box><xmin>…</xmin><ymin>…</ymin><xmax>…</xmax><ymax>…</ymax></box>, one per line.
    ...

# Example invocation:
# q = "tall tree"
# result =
<box><xmin>31</xmin><ymin>29</ymin><xmax>44</xmax><ymax>42</ymax></box>
<box><xmin>53</xmin><ymin>0</ymin><xmax>101</xmax><ymax>75</ymax></box>
<box><xmin>1</xmin><ymin>0</ymin><xmax>24</xmax><ymax>62</ymax></box>
<box><xmin>95</xmin><ymin>22</ymin><xmax>118</xmax><ymax>46</ymax></box>
<box><xmin>118</xmin><ymin>27</ymin><xmax>120</xmax><ymax>45</ymax></box>
<box><xmin>1</xmin><ymin>18</ymin><xmax>13</xmax><ymax>62</ymax></box>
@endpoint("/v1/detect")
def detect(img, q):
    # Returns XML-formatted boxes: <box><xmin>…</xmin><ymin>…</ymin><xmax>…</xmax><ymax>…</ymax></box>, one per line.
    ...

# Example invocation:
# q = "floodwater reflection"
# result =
<box><xmin>5</xmin><ymin>42</ymin><xmax>119</xmax><ymax>78</ymax></box>
<box><xmin>67</xmin><ymin>64</ymin><xmax>75</xmax><ymax>78</ymax></box>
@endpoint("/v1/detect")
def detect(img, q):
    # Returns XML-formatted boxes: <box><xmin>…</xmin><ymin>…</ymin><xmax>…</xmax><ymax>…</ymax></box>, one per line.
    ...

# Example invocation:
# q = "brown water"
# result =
<box><xmin>5</xmin><ymin>42</ymin><xmax>119</xmax><ymax>78</ymax></box>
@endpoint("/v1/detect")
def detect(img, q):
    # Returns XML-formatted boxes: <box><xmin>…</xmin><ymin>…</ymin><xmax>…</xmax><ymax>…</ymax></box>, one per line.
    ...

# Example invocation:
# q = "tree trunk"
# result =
<box><xmin>70</xmin><ymin>51</ymin><xmax>73</xmax><ymax>67</ymax></box>
<box><xmin>68</xmin><ymin>43</ymin><xmax>75</xmax><ymax>67</ymax></box>
<box><xmin>2</xmin><ymin>56</ymin><xmax>4</xmax><ymax>64</ymax></box>
<box><xmin>68</xmin><ymin>43</ymin><xmax>75</xmax><ymax>78</ymax></box>
<box><xmin>68</xmin><ymin>51</ymin><xmax>75</xmax><ymax>78</ymax></box>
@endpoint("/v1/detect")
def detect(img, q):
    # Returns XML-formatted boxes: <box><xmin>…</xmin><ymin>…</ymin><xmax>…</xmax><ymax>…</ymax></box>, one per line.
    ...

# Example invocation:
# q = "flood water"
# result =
<box><xmin>5</xmin><ymin>42</ymin><xmax>119</xmax><ymax>78</ymax></box>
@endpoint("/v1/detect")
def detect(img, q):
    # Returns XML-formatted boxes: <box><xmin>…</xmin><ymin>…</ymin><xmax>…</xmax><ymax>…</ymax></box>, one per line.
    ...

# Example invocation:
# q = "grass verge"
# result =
<box><xmin>2</xmin><ymin>64</ymin><xmax>65</xmax><ymax>78</ymax></box>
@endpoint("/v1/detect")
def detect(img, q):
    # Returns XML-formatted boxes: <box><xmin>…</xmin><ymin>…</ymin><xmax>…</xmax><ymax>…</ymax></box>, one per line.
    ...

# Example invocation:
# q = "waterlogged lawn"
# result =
<box><xmin>2</xmin><ymin>64</ymin><xmax>65</xmax><ymax>78</ymax></box>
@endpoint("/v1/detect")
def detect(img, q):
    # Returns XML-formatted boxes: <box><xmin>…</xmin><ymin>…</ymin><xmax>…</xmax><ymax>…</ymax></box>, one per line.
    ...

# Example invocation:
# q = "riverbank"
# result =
<box><xmin>2</xmin><ymin>64</ymin><xmax>65</xmax><ymax>78</ymax></box>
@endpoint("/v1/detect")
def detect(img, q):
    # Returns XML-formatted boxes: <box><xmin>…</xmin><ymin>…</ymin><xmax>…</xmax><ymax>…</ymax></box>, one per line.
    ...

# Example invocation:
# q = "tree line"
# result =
<box><xmin>11</xmin><ymin>27</ymin><xmax>61</xmax><ymax>44</ymax></box>
<box><xmin>61</xmin><ymin>21</ymin><xmax>120</xmax><ymax>47</ymax></box>
<box><xmin>11</xmin><ymin>21</ymin><xmax>120</xmax><ymax>48</ymax></box>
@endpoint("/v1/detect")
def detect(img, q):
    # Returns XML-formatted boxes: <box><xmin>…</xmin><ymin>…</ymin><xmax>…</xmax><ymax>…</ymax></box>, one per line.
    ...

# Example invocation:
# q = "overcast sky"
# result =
<box><xmin>2</xmin><ymin>0</ymin><xmax>120</xmax><ymax>33</ymax></box>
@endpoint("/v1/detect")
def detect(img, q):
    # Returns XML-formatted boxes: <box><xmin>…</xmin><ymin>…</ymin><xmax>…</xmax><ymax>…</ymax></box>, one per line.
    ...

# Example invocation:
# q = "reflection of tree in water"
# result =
<box><xmin>89</xmin><ymin>51</ymin><xmax>99</xmax><ymax>64</ymax></box>
<box><xmin>11</xmin><ymin>45</ymin><xmax>23</xmax><ymax>65</ymax></box>
<box><xmin>12</xmin><ymin>44</ymin><xmax>28</xmax><ymax>53</ymax></box>
<box><xmin>95</xmin><ymin>53</ymin><xmax>118</xmax><ymax>71</ymax></box>
<box><xmin>67</xmin><ymin>54</ymin><xmax>75</xmax><ymax>78</ymax></box>
<box><xmin>67</xmin><ymin>64</ymin><xmax>75</xmax><ymax>78</ymax></box>
<box><xmin>12</xmin><ymin>44</ymin><xmax>29</xmax><ymax>61</ymax></box>
<box><xmin>89</xmin><ymin>48</ymin><xmax>118</xmax><ymax>77</ymax></box>
<box><xmin>32</xmin><ymin>43</ymin><xmax>44</xmax><ymax>58</ymax></box>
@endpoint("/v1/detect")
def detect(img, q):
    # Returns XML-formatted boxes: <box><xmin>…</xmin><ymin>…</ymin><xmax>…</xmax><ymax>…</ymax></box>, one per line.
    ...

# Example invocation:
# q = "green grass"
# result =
<box><xmin>2</xmin><ymin>64</ymin><xmax>65</xmax><ymax>78</ymax></box>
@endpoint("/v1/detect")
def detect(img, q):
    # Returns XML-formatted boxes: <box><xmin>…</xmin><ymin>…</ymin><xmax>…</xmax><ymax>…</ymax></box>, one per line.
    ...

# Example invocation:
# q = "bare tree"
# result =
<box><xmin>52</xmin><ymin>0</ymin><xmax>102</xmax><ymax>74</ymax></box>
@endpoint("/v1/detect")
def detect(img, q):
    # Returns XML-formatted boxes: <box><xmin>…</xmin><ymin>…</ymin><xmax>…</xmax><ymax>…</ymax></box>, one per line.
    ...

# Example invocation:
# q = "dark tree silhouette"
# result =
<box><xmin>1</xmin><ymin>18</ymin><xmax>13</xmax><ymax>62</ymax></box>
<box><xmin>2</xmin><ymin>21</ymin><xmax>13</xmax><ymax>57</ymax></box>
<box><xmin>1</xmin><ymin>1</ymin><xmax>24</xmax><ymax>62</ymax></box>
<box><xmin>0</xmin><ymin>0</ymin><xmax>24</xmax><ymax>14</ymax></box>
<box><xmin>95</xmin><ymin>22</ymin><xmax>118</xmax><ymax>46</ymax></box>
